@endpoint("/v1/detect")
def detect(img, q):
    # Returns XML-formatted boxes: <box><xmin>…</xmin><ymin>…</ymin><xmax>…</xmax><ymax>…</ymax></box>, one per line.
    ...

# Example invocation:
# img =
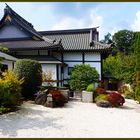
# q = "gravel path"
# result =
<box><xmin>0</xmin><ymin>99</ymin><xmax>140</xmax><ymax>138</ymax></box>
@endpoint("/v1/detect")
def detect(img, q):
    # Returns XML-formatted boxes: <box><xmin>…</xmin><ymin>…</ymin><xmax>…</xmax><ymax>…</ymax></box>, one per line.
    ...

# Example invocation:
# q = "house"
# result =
<box><xmin>0</xmin><ymin>4</ymin><xmax>112</xmax><ymax>86</ymax></box>
<box><xmin>0</xmin><ymin>51</ymin><xmax>17</xmax><ymax>72</ymax></box>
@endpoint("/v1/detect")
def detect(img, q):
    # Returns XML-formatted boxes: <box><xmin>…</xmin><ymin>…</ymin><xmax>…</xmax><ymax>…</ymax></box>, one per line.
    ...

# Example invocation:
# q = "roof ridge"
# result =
<box><xmin>38</xmin><ymin>27</ymin><xmax>98</xmax><ymax>34</ymax></box>
<box><xmin>3</xmin><ymin>4</ymin><xmax>44</xmax><ymax>41</ymax></box>
<box><xmin>5</xmin><ymin>4</ymin><xmax>33</xmax><ymax>29</ymax></box>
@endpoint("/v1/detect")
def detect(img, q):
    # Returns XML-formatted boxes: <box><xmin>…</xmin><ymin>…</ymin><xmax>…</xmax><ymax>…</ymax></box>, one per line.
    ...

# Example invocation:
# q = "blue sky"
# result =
<box><xmin>0</xmin><ymin>2</ymin><xmax>140</xmax><ymax>40</ymax></box>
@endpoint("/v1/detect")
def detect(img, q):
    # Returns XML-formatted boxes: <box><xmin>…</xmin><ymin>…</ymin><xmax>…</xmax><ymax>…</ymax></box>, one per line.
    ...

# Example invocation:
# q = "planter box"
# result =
<box><xmin>59</xmin><ymin>90</ymin><xmax>70</xmax><ymax>102</ymax></box>
<box><xmin>82</xmin><ymin>91</ymin><xmax>93</xmax><ymax>103</ymax></box>
<box><xmin>73</xmin><ymin>91</ymin><xmax>82</xmax><ymax>101</ymax></box>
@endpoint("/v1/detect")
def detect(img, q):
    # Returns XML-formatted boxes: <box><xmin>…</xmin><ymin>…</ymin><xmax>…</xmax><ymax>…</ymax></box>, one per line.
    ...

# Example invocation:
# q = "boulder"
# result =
<box><xmin>96</xmin><ymin>100</ymin><xmax>111</xmax><ymax>108</ymax></box>
<box><xmin>35</xmin><ymin>90</ymin><xmax>49</xmax><ymax>105</ymax></box>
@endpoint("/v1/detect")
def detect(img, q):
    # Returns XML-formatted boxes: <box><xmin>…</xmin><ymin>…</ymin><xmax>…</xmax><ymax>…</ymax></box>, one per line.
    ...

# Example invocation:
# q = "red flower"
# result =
<box><xmin>107</xmin><ymin>92</ymin><xmax>125</xmax><ymax>107</ymax></box>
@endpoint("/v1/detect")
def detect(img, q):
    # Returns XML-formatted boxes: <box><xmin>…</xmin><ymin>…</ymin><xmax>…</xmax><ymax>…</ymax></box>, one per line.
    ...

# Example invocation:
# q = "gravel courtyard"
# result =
<box><xmin>0</xmin><ymin>99</ymin><xmax>140</xmax><ymax>138</ymax></box>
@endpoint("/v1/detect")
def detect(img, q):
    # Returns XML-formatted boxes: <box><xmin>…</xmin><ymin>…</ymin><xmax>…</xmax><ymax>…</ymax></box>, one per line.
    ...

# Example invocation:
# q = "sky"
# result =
<box><xmin>0</xmin><ymin>2</ymin><xmax>140</xmax><ymax>40</ymax></box>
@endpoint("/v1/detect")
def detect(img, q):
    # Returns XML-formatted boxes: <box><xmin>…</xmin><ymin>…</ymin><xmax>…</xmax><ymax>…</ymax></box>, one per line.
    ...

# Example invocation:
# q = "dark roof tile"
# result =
<box><xmin>0</xmin><ymin>40</ymin><xmax>63</xmax><ymax>51</ymax></box>
<box><xmin>41</xmin><ymin>31</ymin><xmax>112</xmax><ymax>52</ymax></box>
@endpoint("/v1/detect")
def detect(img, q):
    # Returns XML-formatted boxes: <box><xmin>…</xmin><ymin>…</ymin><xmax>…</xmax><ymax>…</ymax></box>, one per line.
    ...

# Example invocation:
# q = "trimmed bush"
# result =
<box><xmin>107</xmin><ymin>92</ymin><xmax>125</xmax><ymax>107</ymax></box>
<box><xmin>0</xmin><ymin>71</ymin><xmax>23</xmax><ymax>113</ymax></box>
<box><xmin>14</xmin><ymin>59</ymin><xmax>42</xmax><ymax>99</ymax></box>
<box><xmin>86</xmin><ymin>83</ymin><xmax>95</xmax><ymax>92</ymax></box>
<box><xmin>94</xmin><ymin>94</ymin><xmax>108</xmax><ymax>102</ymax></box>
<box><xmin>69</xmin><ymin>64</ymin><xmax>99</xmax><ymax>91</ymax></box>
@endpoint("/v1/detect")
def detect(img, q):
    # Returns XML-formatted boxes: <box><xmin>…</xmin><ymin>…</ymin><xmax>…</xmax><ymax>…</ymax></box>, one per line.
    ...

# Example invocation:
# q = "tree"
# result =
<box><xmin>103</xmin><ymin>53</ymin><xmax>135</xmax><ymax>84</ymax></box>
<box><xmin>100</xmin><ymin>32</ymin><xmax>113</xmax><ymax>44</ymax></box>
<box><xmin>69</xmin><ymin>64</ymin><xmax>99</xmax><ymax>91</ymax></box>
<box><xmin>112</xmin><ymin>30</ymin><xmax>134</xmax><ymax>54</ymax></box>
<box><xmin>133</xmin><ymin>33</ymin><xmax>140</xmax><ymax>102</ymax></box>
<box><xmin>14</xmin><ymin>59</ymin><xmax>42</xmax><ymax>99</ymax></box>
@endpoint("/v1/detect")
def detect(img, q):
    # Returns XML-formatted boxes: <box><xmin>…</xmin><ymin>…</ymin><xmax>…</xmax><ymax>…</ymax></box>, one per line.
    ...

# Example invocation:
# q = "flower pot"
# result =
<box><xmin>82</xmin><ymin>91</ymin><xmax>93</xmax><ymax>103</ymax></box>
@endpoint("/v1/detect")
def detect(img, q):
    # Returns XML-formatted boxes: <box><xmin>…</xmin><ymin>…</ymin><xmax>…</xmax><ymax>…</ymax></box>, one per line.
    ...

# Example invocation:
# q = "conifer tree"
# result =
<box><xmin>134</xmin><ymin>33</ymin><xmax>140</xmax><ymax>102</ymax></box>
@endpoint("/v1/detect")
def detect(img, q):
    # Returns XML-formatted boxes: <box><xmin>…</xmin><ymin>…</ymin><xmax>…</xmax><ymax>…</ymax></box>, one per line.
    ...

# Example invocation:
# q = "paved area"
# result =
<box><xmin>0</xmin><ymin>99</ymin><xmax>140</xmax><ymax>138</ymax></box>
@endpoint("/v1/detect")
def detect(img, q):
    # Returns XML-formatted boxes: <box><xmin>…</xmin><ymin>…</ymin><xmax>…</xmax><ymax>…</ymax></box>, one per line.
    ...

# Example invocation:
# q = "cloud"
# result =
<box><xmin>52</xmin><ymin>8</ymin><xmax>105</xmax><ymax>39</ymax></box>
<box><xmin>0</xmin><ymin>2</ymin><xmax>56</xmax><ymax>31</ymax></box>
<box><xmin>131</xmin><ymin>11</ymin><xmax>140</xmax><ymax>31</ymax></box>
<box><xmin>89</xmin><ymin>9</ymin><xmax>104</xmax><ymax>39</ymax></box>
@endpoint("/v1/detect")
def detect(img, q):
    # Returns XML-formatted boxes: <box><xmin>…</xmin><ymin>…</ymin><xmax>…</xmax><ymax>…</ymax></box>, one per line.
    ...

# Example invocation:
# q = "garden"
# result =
<box><xmin>0</xmin><ymin>30</ymin><xmax>140</xmax><ymax>115</ymax></box>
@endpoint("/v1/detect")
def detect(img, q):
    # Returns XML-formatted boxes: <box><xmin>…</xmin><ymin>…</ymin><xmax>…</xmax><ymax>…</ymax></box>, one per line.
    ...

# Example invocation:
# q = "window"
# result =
<box><xmin>1</xmin><ymin>64</ymin><xmax>8</xmax><ymax>72</ymax></box>
<box><xmin>68</xmin><ymin>67</ymin><xmax>73</xmax><ymax>75</ymax></box>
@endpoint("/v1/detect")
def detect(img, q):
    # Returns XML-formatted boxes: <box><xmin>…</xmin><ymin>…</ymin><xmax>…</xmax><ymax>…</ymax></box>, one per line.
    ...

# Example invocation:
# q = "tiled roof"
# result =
<box><xmin>0</xmin><ymin>40</ymin><xmax>63</xmax><ymax>51</ymax></box>
<box><xmin>39</xmin><ymin>28</ymin><xmax>112</xmax><ymax>52</ymax></box>
<box><xmin>0</xmin><ymin>4</ymin><xmax>61</xmax><ymax>46</ymax></box>
<box><xmin>0</xmin><ymin>5</ymin><xmax>43</xmax><ymax>41</ymax></box>
<box><xmin>0</xmin><ymin>51</ymin><xmax>17</xmax><ymax>61</ymax></box>
<box><xmin>16</xmin><ymin>55</ymin><xmax>66</xmax><ymax>65</ymax></box>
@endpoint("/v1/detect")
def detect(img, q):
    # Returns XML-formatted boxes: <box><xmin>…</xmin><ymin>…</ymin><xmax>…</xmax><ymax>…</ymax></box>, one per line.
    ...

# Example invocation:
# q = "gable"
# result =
<box><xmin>0</xmin><ymin>24</ymin><xmax>31</xmax><ymax>39</ymax></box>
<box><xmin>0</xmin><ymin>5</ymin><xmax>44</xmax><ymax>41</ymax></box>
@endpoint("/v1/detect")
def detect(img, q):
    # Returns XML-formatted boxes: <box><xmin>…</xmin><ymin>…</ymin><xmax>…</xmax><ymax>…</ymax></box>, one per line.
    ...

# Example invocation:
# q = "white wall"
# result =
<box><xmin>41</xmin><ymin>64</ymin><xmax>57</xmax><ymax>86</ymax></box>
<box><xmin>41</xmin><ymin>64</ymin><xmax>56</xmax><ymax>80</ymax></box>
<box><xmin>1</xmin><ymin>60</ymin><xmax>14</xmax><ymax>70</ymax></box>
<box><xmin>63</xmin><ymin>52</ymin><xmax>82</xmax><ymax>61</ymax></box>
<box><xmin>85</xmin><ymin>52</ymin><xmax>101</xmax><ymax>61</ymax></box>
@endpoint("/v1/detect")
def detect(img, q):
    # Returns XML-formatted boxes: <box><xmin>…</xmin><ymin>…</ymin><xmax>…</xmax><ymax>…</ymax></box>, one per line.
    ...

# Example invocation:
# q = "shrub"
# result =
<box><xmin>69</xmin><ymin>64</ymin><xmax>99</xmax><ymax>91</ymax></box>
<box><xmin>14</xmin><ymin>59</ymin><xmax>42</xmax><ymax>99</ymax></box>
<box><xmin>95</xmin><ymin>87</ymin><xmax>105</xmax><ymax>94</ymax></box>
<box><xmin>0</xmin><ymin>71</ymin><xmax>23</xmax><ymax>111</ymax></box>
<box><xmin>86</xmin><ymin>83</ymin><xmax>95</xmax><ymax>92</ymax></box>
<box><xmin>0</xmin><ymin>45</ymin><xmax>9</xmax><ymax>53</ymax></box>
<box><xmin>49</xmin><ymin>90</ymin><xmax>67</xmax><ymax>107</ymax></box>
<box><xmin>107</xmin><ymin>92</ymin><xmax>125</xmax><ymax>107</ymax></box>
<box><xmin>119</xmin><ymin>84</ymin><xmax>134</xmax><ymax>99</ymax></box>
<box><xmin>94</xmin><ymin>94</ymin><xmax>108</xmax><ymax>102</ymax></box>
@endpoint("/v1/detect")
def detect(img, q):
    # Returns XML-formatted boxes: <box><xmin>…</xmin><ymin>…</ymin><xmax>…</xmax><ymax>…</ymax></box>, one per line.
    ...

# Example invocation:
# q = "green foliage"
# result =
<box><xmin>0</xmin><ymin>58</ymin><xmax>2</xmax><ymax>76</ymax></box>
<box><xmin>0</xmin><ymin>71</ymin><xmax>23</xmax><ymax>110</ymax></box>
<box><xmin>69</xmin><ymin>64</ymin><xmax>99</xmax><ymax>91</ymax></box>
<box><xmin>119</xmin><ymin>85</ymin><xmax>134</xmax><ymax>99</ymax></box>
<box><xmin>0</xmin><ymin>45</ymin><xmax>9</xmax><ymax>53</ymax></box>
<box><xmin>86</xmin><ymin>83</ymin><xmax>95</xmax><ymax>92</ymax></box>
<box><xmin>103</xmin><ymin>53</ymin><xmax>135</xmax><ymax>84</ymax></box>
<box><xmin>125</xmin><ymin>90</ymin><xmax>134</xmax><ymax>99</ymax></box>
<box><xmin>0</xmin><ymin>106</ymin><xmax>11</xmax><ymax>114</ymax></box>
<box><xmin>112</xmin><ymin>30</ymin><xmax>134</xmax><ymax>54</ymax></box>
<box><xmin>133</xmin><ymin>33</ymin><xmax>140</xmax><ymax>103</ymax></box>
<box><xmin>14</xmin><ymin>59</ymin><xmax>42</xmax><ymax>99</ymax></box>
<box><xmin>100</xmin><ymin>32</ymin><xmax>112</xmax><ymax>44</ymax></box>
<box><xmin>94</xmin><ymin>94</ymin><xmax>108</xmax><ymax>102</ymax></box>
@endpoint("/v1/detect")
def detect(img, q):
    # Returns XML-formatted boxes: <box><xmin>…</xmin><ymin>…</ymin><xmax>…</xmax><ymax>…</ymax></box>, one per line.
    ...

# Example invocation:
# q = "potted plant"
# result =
<box><xmin>82</xmin><ymin>83</ymin><xmax>95</xmax><ymax>103</ymax></box>
<box><xmin>69</xmin><ymin>64</ymin><xmax>99</xmax><ymax>101</ymax></box>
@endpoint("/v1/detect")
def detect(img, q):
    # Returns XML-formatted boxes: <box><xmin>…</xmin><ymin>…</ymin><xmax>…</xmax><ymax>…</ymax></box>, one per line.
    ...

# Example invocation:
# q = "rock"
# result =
<box><xmin>96</xmin><ymin>100</ymin><xmax>111</xmax><ymax>108</ymax></box>
<box><xmin>35</xmin><ymin>90</ymin><xmax>49</xmax><ymax>105</ymax></box>
<box><xmin>44</xmin><ymin>94</ymin><xmax>54</xmax><ymax>108</ymax></box>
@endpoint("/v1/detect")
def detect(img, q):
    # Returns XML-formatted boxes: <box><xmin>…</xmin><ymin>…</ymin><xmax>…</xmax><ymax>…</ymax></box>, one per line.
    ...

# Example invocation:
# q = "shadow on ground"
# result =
<box><xmin>0</xmin><ymin>103</ymin><xmax>63</xmax><ymax>137</ymax></box>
